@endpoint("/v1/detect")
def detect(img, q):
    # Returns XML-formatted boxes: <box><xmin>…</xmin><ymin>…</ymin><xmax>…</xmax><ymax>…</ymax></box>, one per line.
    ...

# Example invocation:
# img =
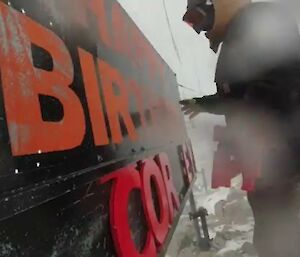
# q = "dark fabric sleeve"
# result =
<box><xmin>193</xmin><ymin>94</ymin><xmax>240</xmax><ymax>115</ymax></box>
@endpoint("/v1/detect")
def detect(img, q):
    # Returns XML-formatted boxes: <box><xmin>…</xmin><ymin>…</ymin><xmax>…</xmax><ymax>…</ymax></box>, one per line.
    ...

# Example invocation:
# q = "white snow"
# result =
<box><xmin>202</xmin><ymin>188</ymin><xmax>230</xmax><ymax>215</ymax></box>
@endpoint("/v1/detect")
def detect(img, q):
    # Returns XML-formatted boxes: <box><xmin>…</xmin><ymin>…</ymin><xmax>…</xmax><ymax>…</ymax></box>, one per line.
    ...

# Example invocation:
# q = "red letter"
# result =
<box><xmin>179</xmin><ymin>144</ymin><xmax>195</xmax><ymax>186</ymax></box>
<box><xmin>155</xmin><ymin>153</ymin><xmax>180</xmax><ymax>223</ymax></box>
<box><xmin>98</xmin><ymin>60</ymin><xmax>138</xmax><ymax>144</ymax></box>
<box><xmin>140</xmin><ymin>159</ymin><xmax>169</xmax><ymax>246</ymax></box>
<box><xmin>0</xmin><ymin>3</ymin><xmax>85</xmax><ymax>155</ymax></box>
<box><xmin>100</xmin><ymin>167</ymin><xmax>156</xmax><ymax>257</ymax></box>
<box><xmin>79</xmin><ymin>48</ymin><xmax>109</xmax><ymax>146</ymax></box>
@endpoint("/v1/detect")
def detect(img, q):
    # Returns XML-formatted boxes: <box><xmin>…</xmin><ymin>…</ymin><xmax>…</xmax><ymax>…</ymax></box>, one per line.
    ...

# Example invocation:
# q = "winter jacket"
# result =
<box><xmin>199</xmin><ymin>2</ymin><xmax>300</xmax><ymax>191</ymax></box>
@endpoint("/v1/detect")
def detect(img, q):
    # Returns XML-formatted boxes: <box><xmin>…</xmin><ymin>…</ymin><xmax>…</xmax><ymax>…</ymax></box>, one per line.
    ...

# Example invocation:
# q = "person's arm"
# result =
<box><xmin>180</xmin><ymin>93</ymin><xmax>239</xmax><ymax>118</ymax></box>
<box><xmin>193</xmin><ymin>94</ymin><xmax>236</xmax><ymax>115</ymax></box>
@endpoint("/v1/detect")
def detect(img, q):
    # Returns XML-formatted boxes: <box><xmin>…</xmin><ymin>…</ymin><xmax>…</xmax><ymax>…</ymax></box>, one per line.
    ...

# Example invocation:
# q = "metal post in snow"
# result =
<box><xmin>189</xmin><ymin>189</ymin><xmax>203</xmax><ymax>246</ymax></box>
<box><xmin>201</xmin><ymin>168</ymin><xmax>208</xmax><ymax>193</ymax></box>
<box><xmin>189</xmin><ymin>189</ymin><xmax>211</xmax><ymax>251</ymax></box>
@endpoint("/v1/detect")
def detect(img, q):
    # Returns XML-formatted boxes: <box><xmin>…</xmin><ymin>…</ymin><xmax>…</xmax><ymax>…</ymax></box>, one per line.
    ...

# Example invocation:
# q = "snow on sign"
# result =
<box><xmin>0</xmin><ymin>0</ymin><xmax>196</xmax><ymax>256</ymax></box>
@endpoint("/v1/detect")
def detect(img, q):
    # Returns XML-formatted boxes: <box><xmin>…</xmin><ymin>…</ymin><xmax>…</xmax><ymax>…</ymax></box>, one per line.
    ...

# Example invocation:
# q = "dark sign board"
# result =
<box><xmin>0</xmin><ymin>0</ymin><xmax>196</xmax><ymax>256</ymax></box>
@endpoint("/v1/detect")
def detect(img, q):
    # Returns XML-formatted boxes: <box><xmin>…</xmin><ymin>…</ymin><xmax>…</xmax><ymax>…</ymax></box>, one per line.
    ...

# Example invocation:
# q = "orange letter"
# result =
<box><xmin>89</xmin><ymin>0</ymin><xmax>113</xmax><ymax>47</ymax></box>
<box><xmin>98</xmin><ymin>60</ymin><xmax>138</xmax><ymax>144</ymax></box>
<box><xmin>79</xmin><ymin>48</ymin><xmax>109</xmax><ymax>146</ymax></box>
<box><xmin>0</xmin><ymin>4</ymin><xmax>85</xmax><ymax>155</ymax></box>
<box><xmin>128</xmin><ymin>80</ymin><xmax>146</xmax><ymax>127</ymax></box>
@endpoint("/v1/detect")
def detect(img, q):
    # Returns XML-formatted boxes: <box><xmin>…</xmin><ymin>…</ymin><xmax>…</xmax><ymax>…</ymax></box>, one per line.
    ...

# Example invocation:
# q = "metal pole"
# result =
<box><xmin>189</xmin><ymin>189</ymin><xmax>211</xmax><ymax>251</ymax></box>
<box><xmin>200</xmin><ymin>212</ymin><xmax>210</xmax><ymax>242</ymax></box>
<box><xmin>189</xmin><ymin>189</ymin><xmax>203</xmax><ymax>245</ymax></box>
<box><xmin>201</xmin><ymin>168</ymin><xmax>208</xmax><ymax>193</ymax></box>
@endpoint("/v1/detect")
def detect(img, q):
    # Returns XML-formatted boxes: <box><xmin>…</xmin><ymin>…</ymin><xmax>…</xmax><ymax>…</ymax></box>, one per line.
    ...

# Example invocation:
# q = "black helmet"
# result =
<box><xmin>183</xmin><ymin>0</ymin><xmax>215</xmax><ymax>34</ymax></box>
<box><xmin>183</xmin><ymin>0</ymin><xmax>251</xmax><ymax>52</ymax></box>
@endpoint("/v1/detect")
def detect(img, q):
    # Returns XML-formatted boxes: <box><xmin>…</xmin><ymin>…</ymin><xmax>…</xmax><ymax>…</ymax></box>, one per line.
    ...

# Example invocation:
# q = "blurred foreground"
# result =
<box><xmin>166</xmin><ymin>116</ymin><xmax>258</xmax><ymax>257</ymax></box>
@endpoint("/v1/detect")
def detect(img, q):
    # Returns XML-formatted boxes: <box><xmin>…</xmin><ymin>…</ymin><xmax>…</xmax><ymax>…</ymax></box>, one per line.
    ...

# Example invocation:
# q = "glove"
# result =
<box><xmin>179</xmin><ymin>98</ymin><xmax>202</xmax><ymax>119</ymax></box>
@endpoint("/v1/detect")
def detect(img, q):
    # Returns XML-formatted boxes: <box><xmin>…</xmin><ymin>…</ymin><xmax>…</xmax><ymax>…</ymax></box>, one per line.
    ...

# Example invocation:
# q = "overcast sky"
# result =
<box><xmin>117</xmin><ymin>0</ymin><xmax>300</xmax><ymax>100</ymax></box>
<box><xmin>117</xmin><ymin>0</ymin><xmax>218</xmax><ymax>99</ymax></box>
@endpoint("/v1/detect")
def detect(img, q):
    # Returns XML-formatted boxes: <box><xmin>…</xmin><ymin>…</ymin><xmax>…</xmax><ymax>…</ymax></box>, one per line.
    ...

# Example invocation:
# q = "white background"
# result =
<box><xmin>117</xmin><ymin>0</ymin><xmax>218</xmax><ymax>99</ymax></box>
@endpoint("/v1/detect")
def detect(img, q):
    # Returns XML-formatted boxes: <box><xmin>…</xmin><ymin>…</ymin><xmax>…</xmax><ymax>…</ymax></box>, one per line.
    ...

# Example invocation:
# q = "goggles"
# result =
<box><xmin>183</xmin><ymin>2</ymin><xmax>214</xmax><ymax>34</ymax></box>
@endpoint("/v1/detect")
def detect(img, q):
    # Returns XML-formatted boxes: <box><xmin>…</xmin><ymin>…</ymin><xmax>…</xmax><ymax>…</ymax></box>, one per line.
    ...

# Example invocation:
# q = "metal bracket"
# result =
<box><xmin>189</xmin><ymin>192</ymin><xmax>212</xmax><ymax>251</ymax></box>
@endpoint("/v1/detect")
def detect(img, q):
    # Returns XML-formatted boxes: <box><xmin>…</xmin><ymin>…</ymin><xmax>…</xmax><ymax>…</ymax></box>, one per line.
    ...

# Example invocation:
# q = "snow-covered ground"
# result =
<box><xmin>166</xmin><ymin>177</ymin><xmax>258</xmax><ymax>257</ymax></box>
<box><xmin>165</xmin><ymin>119</ymin><xmax>258</xmax><ymax>257</ymax></box>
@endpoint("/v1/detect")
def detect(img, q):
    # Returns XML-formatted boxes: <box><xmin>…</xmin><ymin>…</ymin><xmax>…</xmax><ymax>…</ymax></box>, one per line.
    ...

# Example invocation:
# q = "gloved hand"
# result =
<box><xmin>179</xmin><ymin>98</ymin><xmax>202</xmax><ymax>119</ymax></box>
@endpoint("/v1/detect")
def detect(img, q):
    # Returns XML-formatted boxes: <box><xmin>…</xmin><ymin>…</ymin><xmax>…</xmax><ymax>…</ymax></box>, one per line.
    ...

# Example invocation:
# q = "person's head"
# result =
<box><xmin>183</xmin><ymin>0</ymin><xmax>251</xmax><ymax>52</ymax></box>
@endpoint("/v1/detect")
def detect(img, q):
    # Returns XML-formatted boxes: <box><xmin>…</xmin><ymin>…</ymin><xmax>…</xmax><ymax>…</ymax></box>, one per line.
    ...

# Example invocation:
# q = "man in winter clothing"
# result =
<box><xmin>181</xmin><ymin>0</ymin><xmax>300</xmax><ymax>256</ymax></box>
